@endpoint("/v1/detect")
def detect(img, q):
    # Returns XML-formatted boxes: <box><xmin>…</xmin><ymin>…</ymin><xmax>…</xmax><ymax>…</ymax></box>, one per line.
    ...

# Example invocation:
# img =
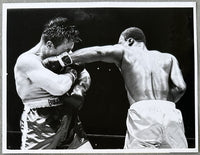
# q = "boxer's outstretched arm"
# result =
<box><xmin>70</xmin><ymin>44</ymin><xmax>124</xmax><ymax>66</ymax></box>
<box><xmin>170</xmin><ymin>55</ymin><xmax>186</xmax><ymax>103</ymax></box>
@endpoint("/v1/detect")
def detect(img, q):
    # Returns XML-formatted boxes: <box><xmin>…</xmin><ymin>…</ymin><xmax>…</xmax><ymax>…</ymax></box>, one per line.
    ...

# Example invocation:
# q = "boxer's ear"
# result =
<box><xmin>127</xmin><ymin>38</ymin><xmax>134</xmax><ymax>46</ymax></box>
<box><xmin>46</xmin><ymin>41</ymin><xmax>55</xmax><ymax>49</ymax></box>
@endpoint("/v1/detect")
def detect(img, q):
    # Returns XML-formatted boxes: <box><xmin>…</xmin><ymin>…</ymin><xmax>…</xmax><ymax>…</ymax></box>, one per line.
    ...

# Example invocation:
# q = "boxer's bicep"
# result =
<box><xmin>90</xmin><ymin>45</ymin><xmax>123</xmax><ymax>65</ymax></box>
<box><xmin>71</xmin><ymin>45</ymin><xmax>123</xmax><ymax>65</ymax></box>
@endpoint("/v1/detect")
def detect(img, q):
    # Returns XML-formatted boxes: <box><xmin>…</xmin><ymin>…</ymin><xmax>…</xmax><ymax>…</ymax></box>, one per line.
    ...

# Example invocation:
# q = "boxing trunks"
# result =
<box><xmin>20</xmin><ymin>98</ymin><xmax>88</xmax><ymax>149</ymax></box>
<box><xmin>124</xmin><ymin>100</ymin><xmax>188</xmax><ymax>149</ymax></box>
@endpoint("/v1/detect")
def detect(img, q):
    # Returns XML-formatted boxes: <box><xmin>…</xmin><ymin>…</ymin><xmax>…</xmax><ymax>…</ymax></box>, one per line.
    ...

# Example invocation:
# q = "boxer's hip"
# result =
<box><xmin>124</xmin><ymin>100</ymin><xmax>187</xmax><ymax>148</ymax></box>
<box><xmin>20</xmin><ymin>98</ymin><xmax>88</xmax><ymax>150</ymax></box>
<box><xmin>23</xmin><ymin>97</ymin><xmax>63</xmax><ymax>109</ymax></box>
<box><xmin>127</xmin><ymin>100</ymin><xmax>182</xmax><ymax>128</ymax></box>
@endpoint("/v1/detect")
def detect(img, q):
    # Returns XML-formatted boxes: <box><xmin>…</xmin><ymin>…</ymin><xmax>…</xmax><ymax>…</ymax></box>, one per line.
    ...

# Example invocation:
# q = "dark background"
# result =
<box><xmin>6</xmin><ymin>8</ymin><xmax>195</xmax><ymax>149</ymax></box>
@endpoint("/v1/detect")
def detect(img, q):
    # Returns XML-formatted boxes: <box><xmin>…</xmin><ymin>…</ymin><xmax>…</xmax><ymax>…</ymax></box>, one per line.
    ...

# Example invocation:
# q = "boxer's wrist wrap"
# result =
<box><xmin>58</xmin><ymin>52</ymin><xmax>73</xmax><ymax>66</ymax></box>
<box><xmin>68</xmin><ymin>68</ymin><xmax>78</xmax><ymax>82</ymax></box>
<box><xmin>57</xmin><ymin>55</ymin><xmax>66</xmax><ymax>67</ymax></box>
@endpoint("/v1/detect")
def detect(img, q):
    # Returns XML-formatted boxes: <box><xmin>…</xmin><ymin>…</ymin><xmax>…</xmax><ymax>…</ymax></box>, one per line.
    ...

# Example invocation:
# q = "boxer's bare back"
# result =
<box><xmin>120</xmin><ymin>46</ymin><xmax>186</xmax><ymax>105</ymax></box>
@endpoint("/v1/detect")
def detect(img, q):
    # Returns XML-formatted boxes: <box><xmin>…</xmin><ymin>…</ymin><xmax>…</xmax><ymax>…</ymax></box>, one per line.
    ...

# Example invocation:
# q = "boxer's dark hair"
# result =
<box><xmin>121</xmin><ymin>27</ymin><xmax>146</xmax><ymax>45</ymax></box>
<box><xmin>42</xmin><ymin>17</ymin><xmax>81</xmax><ymax>47</ymax></box>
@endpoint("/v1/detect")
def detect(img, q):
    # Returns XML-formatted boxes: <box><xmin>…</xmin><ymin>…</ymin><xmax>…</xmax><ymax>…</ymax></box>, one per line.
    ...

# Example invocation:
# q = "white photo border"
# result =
<box><xmin>2</xmin><ymin>2</ymin><xmax>198</xmax><ymax>154</ymax></box>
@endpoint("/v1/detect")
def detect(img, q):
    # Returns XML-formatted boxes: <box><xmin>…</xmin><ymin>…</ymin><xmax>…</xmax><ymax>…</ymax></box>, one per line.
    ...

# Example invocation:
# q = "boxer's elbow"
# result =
<box><xmin>179</xmin><ymin>83</ymin><xmax>186</xmax><ymax>95</ymax></box>
<box><xmin>51</xmin><ymin>84</ymin><xmax>71</xmax><ymax>96</ymax></box>
<box><xmin>95</xmin><ymin>46</ymin><xmax>113</xmax><ymax>57</ymax></box>
<box><xmin>96</xmin><ymin>49</ymin><xmax>107</xmax><ymax>59</ymax></box>
<box><xmin>94</xmin><ymin>45</ymin><xmax>120</xmax><ymax>63</ymax></box>
<box><xmin>176</xmin><ymin>82</ymin><xmax>186</xmax><ymax>97</ymax></box>
<box><xmin>51</xmin><ymin>78</ymin><xmax>73</xmax><ymax>96</ymax></box>
<box><xmin>58</xmin><ymin>89</ymin><xmax>67</xmax><ymax>96</ymax></box>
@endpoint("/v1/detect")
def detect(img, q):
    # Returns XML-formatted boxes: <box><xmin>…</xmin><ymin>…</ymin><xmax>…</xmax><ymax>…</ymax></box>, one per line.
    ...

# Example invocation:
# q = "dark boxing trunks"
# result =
<box><xmin>20</xmin><ymin>98</ymin><xmax>88</xmax><ymax>149</ymax></box>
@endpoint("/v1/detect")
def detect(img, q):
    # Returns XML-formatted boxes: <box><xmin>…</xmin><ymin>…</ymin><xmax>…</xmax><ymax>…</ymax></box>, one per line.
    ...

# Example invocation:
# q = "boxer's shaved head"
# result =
<box><xmin>120</xmin><ymin>27</ymin><xmax>146</xmax><ymax>45</ymax></box>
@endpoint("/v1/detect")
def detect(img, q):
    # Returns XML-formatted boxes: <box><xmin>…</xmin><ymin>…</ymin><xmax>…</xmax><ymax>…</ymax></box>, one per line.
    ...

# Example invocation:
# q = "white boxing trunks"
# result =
<box><xmin>124</xmin><ymin>100</ymin><xmax>188</xmax><ymax>149</ymax></box>
<box><xmin>20</xmin><ymin>98</ymin><xmax>88</xmax><ymax>150</ymax></box>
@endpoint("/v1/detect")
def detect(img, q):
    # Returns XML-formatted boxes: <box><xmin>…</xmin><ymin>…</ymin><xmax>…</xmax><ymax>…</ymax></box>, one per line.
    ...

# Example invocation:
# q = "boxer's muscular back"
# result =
<box><xmin>121</xmin><ymin>48</ymin><xmax>174</xmax><ymax>104</ymax></box>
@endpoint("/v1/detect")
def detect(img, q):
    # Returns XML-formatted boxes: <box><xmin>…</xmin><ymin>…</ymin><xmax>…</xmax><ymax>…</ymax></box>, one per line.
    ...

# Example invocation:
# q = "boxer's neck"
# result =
<box><xmin>132</xmin><ymin>42</ymin><xmax>148</xmax><ymax>52</ymax></box>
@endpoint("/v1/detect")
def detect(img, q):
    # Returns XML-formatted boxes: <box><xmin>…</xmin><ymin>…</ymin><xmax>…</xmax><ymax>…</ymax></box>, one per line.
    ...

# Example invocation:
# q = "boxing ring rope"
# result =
<box><xmin>7</xmin><ymin>131</ymin><xmax>125</xmax><ymax>138</ymax></box>
<box><xmin>7</xmin><ymin>131</ymin><xmax>195</xmax><ymax>148</ymax></box>
<box><xmin>7</xmin><ymin>131</ymin><xmax>195</xmax><ymax>140</ymax></box>
<box><xmin>87</xmin><ymin>134</ymin><xmax>125</xmax><ymax>138</ymax></box>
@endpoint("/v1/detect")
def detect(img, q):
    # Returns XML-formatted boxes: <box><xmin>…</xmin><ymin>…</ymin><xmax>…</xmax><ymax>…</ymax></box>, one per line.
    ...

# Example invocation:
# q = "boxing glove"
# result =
<box><xmin>43</xmin><ymin>56</ymin><xmax>63</xmax><ymax>74</ymax></box>
<box><xmin>68</xmin><ymin>64</ymin><xmax>85</xmax><ymax>75</ymax></box>
<box><xmin>61</xmin><ymin>79</ymin><xmax>87</xmax><ymax>111</ymax></box>
<box><xmin>42</xmin><ymin>52</ymin><xmax>73</xmax><ymax>73</ymax></box>
<box><xmin>61</xmin><ymin>93</ymin><xmax>84</xmax><ymax>111</ymax></box>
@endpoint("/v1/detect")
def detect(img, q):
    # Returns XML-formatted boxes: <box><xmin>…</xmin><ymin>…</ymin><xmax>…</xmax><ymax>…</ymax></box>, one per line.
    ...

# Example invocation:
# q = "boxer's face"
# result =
<box><xmin>46</xmin><ymin>38</ymin><xmax>74</xmax><ymax>57</ymax></box>
<box><xmin>55</xmin><ymin>38</ymin><xmax>74</xmax><ymax>55</ymax></box>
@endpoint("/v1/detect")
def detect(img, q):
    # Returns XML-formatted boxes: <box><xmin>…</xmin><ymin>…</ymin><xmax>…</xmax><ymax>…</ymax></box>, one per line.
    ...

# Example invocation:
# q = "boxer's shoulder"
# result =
<box><xmin>15</xmin><ymin>52</ymin><xmax>42</xmax><ymax>73</ymax></box>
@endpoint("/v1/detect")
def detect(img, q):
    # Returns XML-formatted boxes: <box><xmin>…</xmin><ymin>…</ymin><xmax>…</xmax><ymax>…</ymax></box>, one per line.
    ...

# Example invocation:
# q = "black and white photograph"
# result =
<box><xmin>2</xmin><ymin>2</ymin><xmax>198</xmax><ymax>154</ymax></box>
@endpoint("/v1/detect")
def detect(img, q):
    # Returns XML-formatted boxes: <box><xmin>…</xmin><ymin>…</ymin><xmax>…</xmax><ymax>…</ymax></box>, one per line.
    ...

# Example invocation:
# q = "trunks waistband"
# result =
<box><xmin>130</xmin><ymin>100</ymin><xmax>175</xmax><ymax>109</ymax></box>
<box><xmin>23</xmin><ymin>97</ymin><xmax>63</xmax><ymax>109</ymax></box>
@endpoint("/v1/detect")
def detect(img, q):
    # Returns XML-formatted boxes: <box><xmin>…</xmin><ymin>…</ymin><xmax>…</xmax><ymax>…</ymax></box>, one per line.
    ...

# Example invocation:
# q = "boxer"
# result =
<box><xmin>14</xmin><ymin>17</ymin><xmax>92</xmax><ymax>149</ymax></box>
<box><xmin>43</xmin><ymin>27</ymin><xmax>188</xmax><ymax>149</ymax></box>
